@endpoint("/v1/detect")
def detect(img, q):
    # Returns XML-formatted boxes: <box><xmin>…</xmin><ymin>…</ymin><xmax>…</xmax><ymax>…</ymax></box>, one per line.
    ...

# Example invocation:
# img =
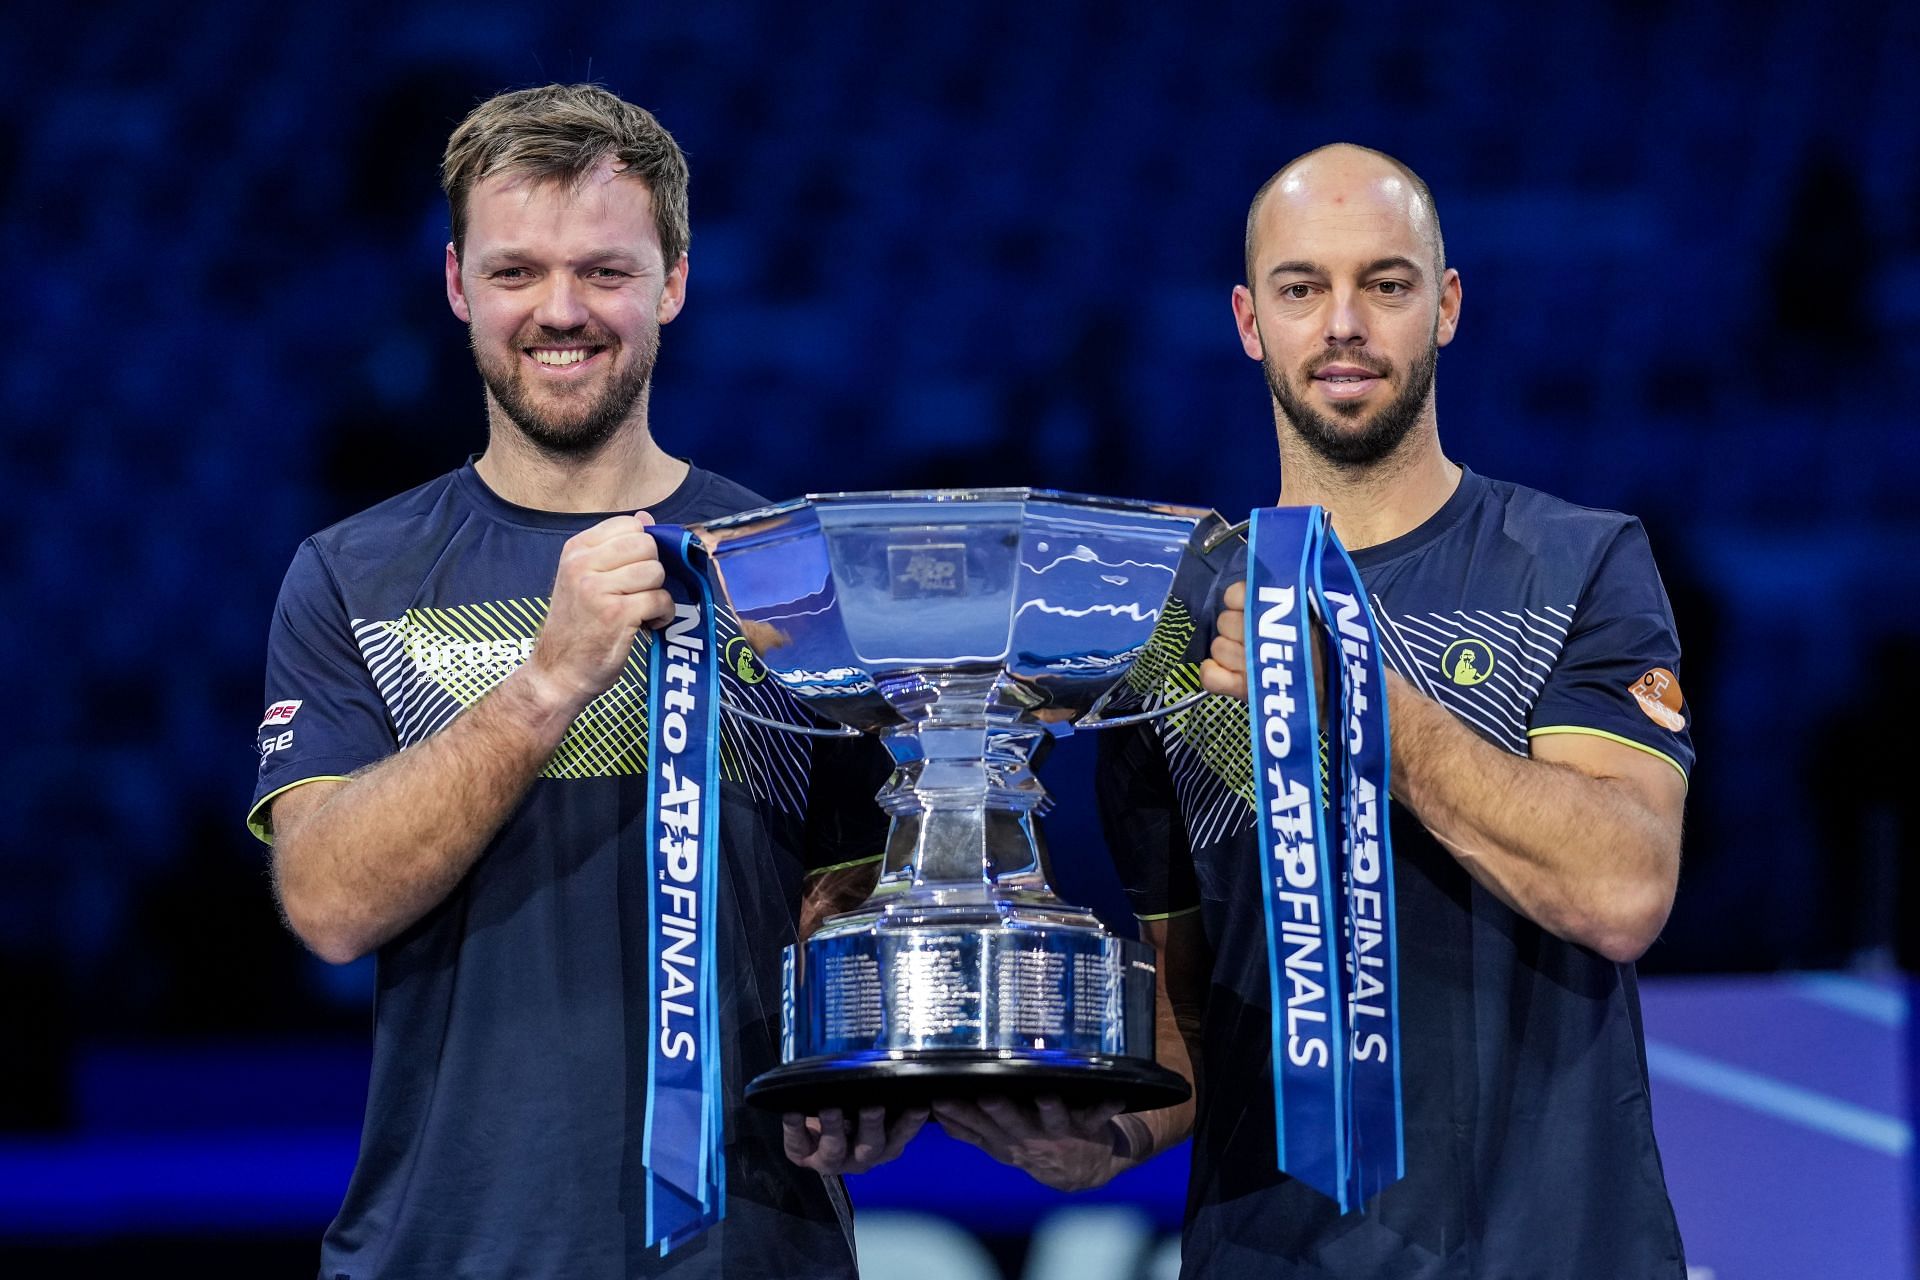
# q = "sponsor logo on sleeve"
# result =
<box><xmin>260</xmin><ymin>699</ymin><xmax>303</xmax><ymax>729</ymax></box>
<box><xmin>1629</xmin><ymin>668</ymin><xmax>1686</xmax><ymax>731</ymax></box>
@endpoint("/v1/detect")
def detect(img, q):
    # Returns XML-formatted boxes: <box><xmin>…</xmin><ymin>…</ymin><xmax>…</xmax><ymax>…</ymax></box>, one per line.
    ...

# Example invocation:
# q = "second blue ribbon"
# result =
<box><xmin>1244</xmin><ymin>506</ymin><xmax>1405</xmax><ymax>1213</ymax></box>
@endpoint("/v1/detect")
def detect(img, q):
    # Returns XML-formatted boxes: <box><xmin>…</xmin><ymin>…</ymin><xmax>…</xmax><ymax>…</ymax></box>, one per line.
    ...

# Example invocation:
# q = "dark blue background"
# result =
<box><xmin>3</xmin><ymin>0</ymin><xmax>1917</xmax><ymax>1268</ymax></box>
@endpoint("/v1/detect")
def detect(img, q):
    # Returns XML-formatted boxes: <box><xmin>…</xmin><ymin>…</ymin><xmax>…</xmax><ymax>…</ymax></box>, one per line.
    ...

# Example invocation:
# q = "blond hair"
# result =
<box><xmin>441</xmin><ymin>83</ymin><xmax>689</xmax><ymax>266</ymax></box>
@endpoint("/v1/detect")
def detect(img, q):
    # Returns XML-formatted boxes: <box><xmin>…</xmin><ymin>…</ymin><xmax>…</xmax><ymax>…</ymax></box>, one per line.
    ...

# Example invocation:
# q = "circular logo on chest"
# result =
<box><xmin>724</xmin><ymin>634</ymin><xmax>767</xmax><ymax>685</ymax></box>
<box><xmin>1441</xmin><ymin>638</ymin><xmax>1495</xmax><ymax>687</ymax></box>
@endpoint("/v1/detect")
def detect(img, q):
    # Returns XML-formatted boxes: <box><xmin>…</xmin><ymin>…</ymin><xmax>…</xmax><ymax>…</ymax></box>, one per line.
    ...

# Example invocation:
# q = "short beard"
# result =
<box><xmin>1265</xmin><ymin>334</ymin><xmax>1438</xmax><ymax>469</ymax></box>
<box><xmin>473</xmin><ymin>324</ymin><xmax>658</xmax><ymax>456</ymax></box>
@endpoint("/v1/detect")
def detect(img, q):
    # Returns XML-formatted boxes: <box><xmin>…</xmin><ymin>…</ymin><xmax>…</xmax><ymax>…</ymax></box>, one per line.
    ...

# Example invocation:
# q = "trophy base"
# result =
<box><xmin>745</xmin><ymin>1050</ymin><xmax>1190</xmax><ymax>1115</ymax></box>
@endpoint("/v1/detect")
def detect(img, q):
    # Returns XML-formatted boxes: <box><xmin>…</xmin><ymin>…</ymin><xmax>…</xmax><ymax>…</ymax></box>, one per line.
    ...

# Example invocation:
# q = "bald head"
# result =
<box><xmin>1243</xmin><ymin>143</ymin><xmax>1444</xmax><ymax>286</ymax></box>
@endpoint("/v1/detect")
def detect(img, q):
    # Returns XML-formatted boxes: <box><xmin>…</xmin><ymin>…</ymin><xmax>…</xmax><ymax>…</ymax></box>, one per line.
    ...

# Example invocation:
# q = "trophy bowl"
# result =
<box><xmin>695</xmin><ymin>489</ymin><xmax>1222</xmax><ymax>1114</ymax></box>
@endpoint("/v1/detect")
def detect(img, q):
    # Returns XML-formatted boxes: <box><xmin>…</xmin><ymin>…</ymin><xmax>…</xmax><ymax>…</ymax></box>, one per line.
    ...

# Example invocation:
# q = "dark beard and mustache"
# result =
<box><xmin>473</xmin><ymin>323</ymin><xmax>660</xmax><ymax>455</ymax></box>
<box><xmin>1264</xmin><ymin>335</ymin><xmax>1438</xmax><ymax>468</ymax></box>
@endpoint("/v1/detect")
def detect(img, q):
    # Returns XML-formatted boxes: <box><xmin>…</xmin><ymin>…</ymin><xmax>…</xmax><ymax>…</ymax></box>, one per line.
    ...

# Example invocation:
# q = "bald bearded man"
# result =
<box><xmin>937</xmin><ymin>146</ymin><xmax>1693</xmax><ymax>1278</ymax></box>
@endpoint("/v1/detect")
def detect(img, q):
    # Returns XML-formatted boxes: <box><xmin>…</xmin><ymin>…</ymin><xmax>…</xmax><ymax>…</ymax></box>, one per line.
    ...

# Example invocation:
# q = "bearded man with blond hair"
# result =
<box><xmin>249</xmin><ymin>84</ymin><xmax>908</xmax><ymax>1279</ymax></box>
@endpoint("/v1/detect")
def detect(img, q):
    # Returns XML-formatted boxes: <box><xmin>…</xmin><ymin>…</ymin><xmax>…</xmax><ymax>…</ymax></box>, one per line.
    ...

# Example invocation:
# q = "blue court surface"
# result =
<box><xmin>0</xmin><ymin>974</ymin><xmax>1910</xmax><ymax>1278</ymax></box>
<box><xmin>1635</xmin><ymin>974</ymin><xmax>1913</xmax><ymax>1280</ymax></box>
<box><xmin>850</xmin><ymin>973</ymin><xmax>1916</xmax><ymax>1279</ymax></box>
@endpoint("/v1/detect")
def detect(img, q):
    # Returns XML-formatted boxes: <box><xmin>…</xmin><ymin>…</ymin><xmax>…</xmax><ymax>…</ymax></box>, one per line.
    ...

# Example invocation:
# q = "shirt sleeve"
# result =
<box><xmin>246</xmin><ymin>540</ymin><xmax>399</xmax><ymax>842</ymax></box>
<box><xmin>1094</xmin><ymin>536</ymin><xmax>1236</xmax><ymax>920</ymax></box>
<box><xmin>1527</xmin><ymin>519</ymin><xmax>1695</xmax><ymax>782</ymax></box>
<box><xmin>800</xmin><ymin>733</ymin><xmax>895</xmax><ymax>875</ymax></box>
<box><xmin>1096</xmin><ymin>721</ymin><xmax>1201</xmax><ymax>920</ymax></box>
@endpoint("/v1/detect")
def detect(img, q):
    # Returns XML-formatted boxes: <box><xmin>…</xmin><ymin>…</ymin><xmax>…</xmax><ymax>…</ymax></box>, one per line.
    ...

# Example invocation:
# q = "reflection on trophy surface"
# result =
<box><xmin>696</xmin><ymin>489</ymin><xmax>1222</xmax><ymax>1113</ymax></box>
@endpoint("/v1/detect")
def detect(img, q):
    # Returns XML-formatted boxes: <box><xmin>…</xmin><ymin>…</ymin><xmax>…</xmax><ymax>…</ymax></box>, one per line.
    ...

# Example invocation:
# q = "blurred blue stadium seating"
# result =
<box><xmin>2</xmin><ymin>0</ymin><xmax>1917</xmax><ymax>1269</ymax></box>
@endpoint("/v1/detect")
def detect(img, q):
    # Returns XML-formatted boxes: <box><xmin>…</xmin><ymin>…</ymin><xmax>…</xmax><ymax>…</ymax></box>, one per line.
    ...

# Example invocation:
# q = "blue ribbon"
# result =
<box><xmin>1314</xmin><ymin>528</ymin><xmax>1405</xmax><ymax>1208</ymax></box>
<box><xmin>643</xmin><ymin>526</ymin><xmax>726</xmax><ymax>1253</ymax></box>
<box><xmin>1245</xmin><ymin>507</ymin><xmax>1404</xmax><ymax>1212</ymax></box>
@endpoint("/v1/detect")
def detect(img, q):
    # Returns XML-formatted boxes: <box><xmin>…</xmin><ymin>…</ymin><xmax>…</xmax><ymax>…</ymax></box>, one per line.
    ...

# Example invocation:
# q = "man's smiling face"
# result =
<box><xmin>446</xmin><ymin>160</ymin><xmax>686</xmax><ymax>454</ymax></box>
<box><xmin>1235</xmin><ymin>147</ymin><xmax>1460</xmax><ymax>468</ymax></box>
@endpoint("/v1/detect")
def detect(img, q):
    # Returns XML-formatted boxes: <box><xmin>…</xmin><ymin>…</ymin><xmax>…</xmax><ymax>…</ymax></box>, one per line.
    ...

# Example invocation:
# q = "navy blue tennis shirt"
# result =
<box><xmin>250</xmin><ymin>461</ymin><xmax>888</xmax><ymax>1280</ymax></box>
<box><xmin>1099</xmin><ymin>468</ymin><xmax>1693</xmax><ymax>1278</ymax></box>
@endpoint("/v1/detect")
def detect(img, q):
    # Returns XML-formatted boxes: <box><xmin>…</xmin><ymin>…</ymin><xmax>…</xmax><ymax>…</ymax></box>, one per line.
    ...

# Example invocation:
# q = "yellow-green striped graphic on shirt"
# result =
<box><xmin>350</xmin><ymin>600</ymin><xmax>811</xmax><ymax>808</ymax></box>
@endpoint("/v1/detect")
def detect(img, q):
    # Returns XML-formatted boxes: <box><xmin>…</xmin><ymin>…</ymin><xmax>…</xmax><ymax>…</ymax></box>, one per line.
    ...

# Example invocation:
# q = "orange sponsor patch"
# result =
<box><xmin>1629</xmin><ymin>667</ymin><xmax>1686</xmax><ymax>731</ymax></box>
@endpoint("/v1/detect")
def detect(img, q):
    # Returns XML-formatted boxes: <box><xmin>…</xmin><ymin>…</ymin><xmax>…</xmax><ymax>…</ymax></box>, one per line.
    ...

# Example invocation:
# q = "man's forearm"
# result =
<box><xmin>1111</xmin><ymin>988</ymin><xmax>1201</xmax><ymax>1170</ymax></box>
<box><xmin>1385</xmin><ymin>672</ymin><xmax>1679</xmax><ymax>962</ymax></box>
<box><xmin>1110</xmin><ymin>915</ymin><xmax>1206</xmax><ymax>1171</ymax></box>
<box><xmin>272</xmin><ymin>668</ymin><xmax>583</xmax><ymax>963</ymax></box>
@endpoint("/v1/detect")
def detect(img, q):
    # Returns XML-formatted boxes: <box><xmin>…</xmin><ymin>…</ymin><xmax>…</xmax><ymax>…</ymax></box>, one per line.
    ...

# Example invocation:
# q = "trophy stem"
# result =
<box><xmin>875</xmin><ymin>804</ymin><xmax>1059</xmax><ymax>896</ymax></box>
<box><xmin>861</xmin><ymin>720</ymin><xmax>1074</xmax><ymax>905</ymax></box>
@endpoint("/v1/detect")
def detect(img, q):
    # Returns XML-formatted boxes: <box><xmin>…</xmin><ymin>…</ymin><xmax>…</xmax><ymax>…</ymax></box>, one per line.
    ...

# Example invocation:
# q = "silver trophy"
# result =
<box><xmin>695</xmin><ymin>489</ymin><xmax>1223</xmax><ymax>1113</ymax></box>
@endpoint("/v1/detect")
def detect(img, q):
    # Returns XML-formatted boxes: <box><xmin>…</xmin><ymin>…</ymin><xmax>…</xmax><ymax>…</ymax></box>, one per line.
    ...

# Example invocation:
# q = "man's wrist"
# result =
<box><xmin>1109</xmin><ymin>1112</ymin><xmax>1152</xmax><ymax>1165</ymax></box>
<box><xmin>497</xmin><ymin>664</ymin><xmax>587</xmax><ymax>742</ymax></box>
